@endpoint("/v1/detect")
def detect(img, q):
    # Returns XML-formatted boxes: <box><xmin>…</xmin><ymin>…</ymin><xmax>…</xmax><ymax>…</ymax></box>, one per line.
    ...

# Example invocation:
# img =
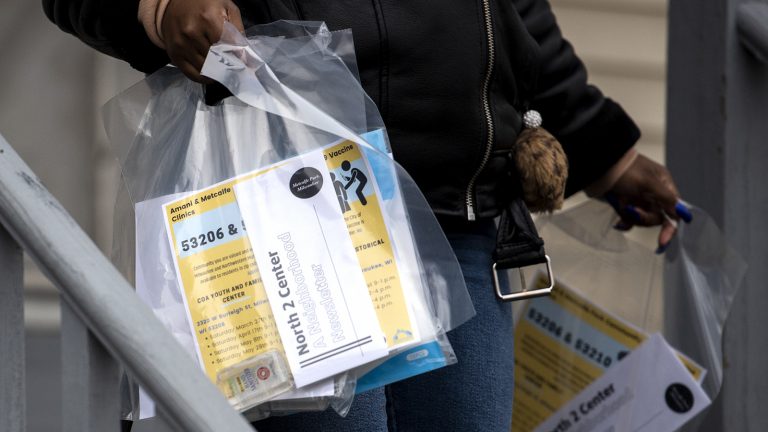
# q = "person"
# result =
<box><xmin>330</xmin><ymin>172</ymin><xmax>351</xmax><ymax>213</ymax></box>
<box><xmin>42</xmin><ymin>0</ymin><xmax>686</xmax><ymax>430</ymax></box>
<box><xmin>341</xmin><ymin>160</ymin><xmax>369</xmax><ymax>206</ymax></box>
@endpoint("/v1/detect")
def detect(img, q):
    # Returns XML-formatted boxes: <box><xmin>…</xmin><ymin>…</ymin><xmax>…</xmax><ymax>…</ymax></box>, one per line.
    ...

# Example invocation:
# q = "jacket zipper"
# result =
<box><xmin>465</xmin><ymin>0</ymin><xmax>496</xmax><ymax>221</ymax></box>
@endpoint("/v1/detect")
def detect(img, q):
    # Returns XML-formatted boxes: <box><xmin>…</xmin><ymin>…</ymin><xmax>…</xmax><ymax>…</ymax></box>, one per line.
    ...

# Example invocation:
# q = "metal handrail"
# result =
<box><xmin>737</xmin><ymin>2</ymin><xmax>768</xmax><ymax>63</ymax></box>
<box><xmin>0</xmin><ymin>133</ymin><xmax>254</xmax><ymax>431</ymax></box>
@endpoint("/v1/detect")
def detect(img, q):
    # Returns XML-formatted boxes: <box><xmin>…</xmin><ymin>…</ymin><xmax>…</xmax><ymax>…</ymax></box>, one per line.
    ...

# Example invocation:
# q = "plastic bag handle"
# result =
<box><xmin>203</xmin><ymin>82</ymin><xmax>233</xmax><ymax>106</ymax></box>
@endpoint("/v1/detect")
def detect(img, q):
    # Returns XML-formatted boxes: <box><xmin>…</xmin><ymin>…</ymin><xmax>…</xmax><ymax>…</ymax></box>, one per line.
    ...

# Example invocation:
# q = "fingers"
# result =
<box><xmin>643</xmin><ymin>164</ymin><xmax>695</xmax><ymax>251</ymax></box>
<box><xmin>161</xmin><ymin>0</ymin><xmax>244</xmax><ymax>82</ymax></box>
<box><xmin>168</xmin><ymin>48</ymin><xmax>209</xmax><ymax>82</ymax></box>
<box><xmin>646</xmin><ymin>163</ymin><xmax>680</xmax><ymax>220</ymax></box>
<box><xmin>657</xmin><ymin>218</ymin><xmax>678</xmax><ymax>251</ymax></box>
<box><xmin>626</xmin><ymin>204</ymin><xmax>664</xmax><ymax>227</ymax></box>
<box><xmin>612</xmin><ymin>199</ymin><xmax>691</xmax><ymax>253</ymax></box>
<box><xmin>605</xmin><ymin>153</ymin><xmax>694</xmax><ymax>254</ymax></box>
<box><xmin>605</xmin><ymin>192</ymin><xmax>664</xmax><ymax>228</ymax></box>
<box><xmin>176</xmin><ymin>60</ymin><xmax>204</xmax><ymax>83</ymax></box>
<box><xmin>165</xmin><ymin>27</ymin><xmax>210</xmax><ymax>82</ymax></box>
<box><xmin>609</xmin><ymin>201</ymin><xmax>680</xmax><ymax>254</ymax></box>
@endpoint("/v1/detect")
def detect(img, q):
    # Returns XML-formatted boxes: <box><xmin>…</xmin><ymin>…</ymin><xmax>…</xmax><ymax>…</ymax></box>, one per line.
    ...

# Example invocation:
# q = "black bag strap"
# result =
<box><xmin>491</xmin><ymin>198</ymin><xmax>554</xmax><ymax>302</ymax></box>
<box><xmin>494</xmin><ymin>198</ymin><xmax>546</xmax><ymax>268</ymax></box>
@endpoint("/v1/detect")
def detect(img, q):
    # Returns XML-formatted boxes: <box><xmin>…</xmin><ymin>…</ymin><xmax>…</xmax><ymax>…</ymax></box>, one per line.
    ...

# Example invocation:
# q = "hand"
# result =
<box><xmin>161</xmin><ymin>0</ymin><xmax>245</xmax><ymax>83</ymax></box>
<box><xmin>604</xmin><ymin>154</ymin><xmax>691</xmax><ymax>252</ymax></box>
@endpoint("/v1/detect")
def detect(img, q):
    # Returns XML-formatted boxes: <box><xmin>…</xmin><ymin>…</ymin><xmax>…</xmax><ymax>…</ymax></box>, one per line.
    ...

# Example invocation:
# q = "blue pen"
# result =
<box><xmin>675</xmin><ymin>200</ymin><xmax>693</xmax><ymax>223</ymax></box>
<box><xmin>604</xmin><ymin>192</ymin><xmax>641</xmax><ymax>219</ymax></box>
<box><xmin>624</xmin><ymin>205</ymin><xmax>642</xmax><ymax>222</ymax></box>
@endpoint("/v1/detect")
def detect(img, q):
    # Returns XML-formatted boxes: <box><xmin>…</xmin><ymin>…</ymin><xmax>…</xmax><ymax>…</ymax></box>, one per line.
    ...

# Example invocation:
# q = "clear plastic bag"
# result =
<box><xmin>105</xmin><ymin>21</ymin><xmax>475</xmax><ymax>421</ymax></box>
<box><xmin>508</xmin><ymin>200</ymin><xmax>746</xmax><ymax>432</ymax></box>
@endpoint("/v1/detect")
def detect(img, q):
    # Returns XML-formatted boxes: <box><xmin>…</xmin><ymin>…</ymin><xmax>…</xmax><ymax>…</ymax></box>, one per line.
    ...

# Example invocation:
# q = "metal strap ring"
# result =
<box><xmin>492</xmin><ymin>255</ymin><xmax>554</xmax><ymax>302</ymax></box>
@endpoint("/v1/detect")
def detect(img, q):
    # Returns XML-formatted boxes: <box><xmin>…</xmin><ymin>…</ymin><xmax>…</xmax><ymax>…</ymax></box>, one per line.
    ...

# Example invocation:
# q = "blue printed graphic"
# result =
<box><xmin>330</xmin><ymin>158</ymin><xmax>374</xmax><ymax>208</ymax></box>
<box><xmin>393</xmin><ymin>328</ymin><xmax>414</xmax><ymax>342</ymax></box>
<box><xmin>360</xmin><ymin>129</ymin><xmax>396</xmax><ymax>201</ymax></box>
<box><xmin>355</xmin><ymin>340</ymin><xmax>447</xmax><ymax>394</ymax></box>
<box><xmin>172</xmin><ymin>201</ymin><xmax>245</xmax><ymax>258</ymax></box>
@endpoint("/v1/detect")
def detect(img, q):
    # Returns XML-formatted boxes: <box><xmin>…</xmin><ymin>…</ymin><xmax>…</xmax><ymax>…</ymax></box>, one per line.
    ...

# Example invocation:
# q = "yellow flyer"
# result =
<box><xmin>322</xmin><ymin>142</ymin><xmax>419</xmax><ymax>349</ymax></box>
<box><xmin>511</xmin><ymin>276</ymin><xmax>704</xmax><ymax>432</ymax></box>
<box><xmin>162</xmin><ymin>139</ymin><xmax>420</xmax><ymax>401</ymax></box>
<box><xmin>163</xmin><ymin>168</ymin><xmax>292</xmax><ymax>407</ymax></box>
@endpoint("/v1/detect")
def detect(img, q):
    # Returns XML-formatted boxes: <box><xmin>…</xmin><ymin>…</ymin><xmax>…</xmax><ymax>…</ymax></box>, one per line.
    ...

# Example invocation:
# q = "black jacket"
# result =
<box><xmin>43</xmin><ymin>0</ymin><xmax>639</xmax><ymax>221</ymax></box>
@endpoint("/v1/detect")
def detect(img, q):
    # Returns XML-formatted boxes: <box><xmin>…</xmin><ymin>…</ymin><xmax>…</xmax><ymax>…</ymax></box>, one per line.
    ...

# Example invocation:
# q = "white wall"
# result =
<box><xmin>1</xmin><ymin>1</ymin><xmax>94</xmax><ymax>331</ymax></box>
<box><xmin>553</xmin><ymin>0</ymin><xmax>668</xmax><ymax>164</ymax></box>
<box><xmin>0</xmin><ymin>1</ymin><xmax>142</xmax><ymax>331</ymax></box>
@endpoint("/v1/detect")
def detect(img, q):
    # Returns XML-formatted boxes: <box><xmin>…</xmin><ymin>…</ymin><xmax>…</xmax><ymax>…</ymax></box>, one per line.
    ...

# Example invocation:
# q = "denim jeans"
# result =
<box><xmin>254</xmin><ymin>219</ymin><xmax>515</xmax><ymax>431</ymax></box>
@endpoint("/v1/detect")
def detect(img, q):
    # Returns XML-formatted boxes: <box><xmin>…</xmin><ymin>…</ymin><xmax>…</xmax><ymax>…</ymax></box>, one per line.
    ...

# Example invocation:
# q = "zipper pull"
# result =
<box><xmin>467</xmin><ymin>204</ymin><xmax>476</xmax><ymax>221</ymax></box>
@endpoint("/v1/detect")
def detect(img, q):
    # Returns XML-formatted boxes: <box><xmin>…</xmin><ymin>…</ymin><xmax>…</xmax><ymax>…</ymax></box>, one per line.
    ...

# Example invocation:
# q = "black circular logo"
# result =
<box><xmin>289</xmin><ymin>167</ymin><xmax>324</xmax><ymax>199</ymax></box>
<box><xmin>665</xmin><ymin>383</ymin><xmax>694</xmax><ymax>413</ymax></box>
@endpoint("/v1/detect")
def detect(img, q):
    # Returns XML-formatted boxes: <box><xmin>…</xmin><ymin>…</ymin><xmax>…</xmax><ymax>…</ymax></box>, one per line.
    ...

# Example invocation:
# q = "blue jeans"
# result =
<box><xmin>254</xmin><ymin>219</ymin><xmax>514</xmax><ymax>431</ymax></box>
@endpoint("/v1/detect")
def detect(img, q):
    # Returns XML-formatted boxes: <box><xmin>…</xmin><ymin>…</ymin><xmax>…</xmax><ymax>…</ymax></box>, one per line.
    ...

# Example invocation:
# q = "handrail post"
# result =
<box><xmin>0</xmin><ymin>133</ymin><xmax>254</xmax><ymax>432</ymax></box>
<box><xmin>736</xmin><ymin>2</ymin><xmax>768</xmax><ymax>63</ymax></box>
<box><xmin>668</xmin><ymin>0</ymin><xmax>768</xmax><ymax>429</ymax></box>
<box><xmin>62</xmin><ymin>303</ymin><xmax>121</xmax><ymax>432</ymax></box>
<box><xmin>0</xmin><ymin>224</ymin><xmax>25</xmax><ymax>432</ymax></box>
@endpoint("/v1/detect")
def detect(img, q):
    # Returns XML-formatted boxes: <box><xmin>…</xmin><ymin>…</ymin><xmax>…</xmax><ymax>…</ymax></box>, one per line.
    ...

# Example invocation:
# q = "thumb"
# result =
<box><xmin>226</xmin><ymin>3</ymin><xmax>245</xmax><ymax>34</ymax></box>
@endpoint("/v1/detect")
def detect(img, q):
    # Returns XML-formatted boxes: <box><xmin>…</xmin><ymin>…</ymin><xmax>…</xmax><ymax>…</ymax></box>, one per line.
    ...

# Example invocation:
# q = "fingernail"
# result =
<box><xmin>656</xmin><ymin>243</ymin><xmax>669</xmax><ymax>254</ymax></box>
<box><xmin>626</xmin><ymin>205</ymin><xmax>642</xmax><ymax>222</ymax></box>
<box><xmin>675</xmin><ymin>201</ymin><xmax>693</xmax><ymax>223</ymax></box>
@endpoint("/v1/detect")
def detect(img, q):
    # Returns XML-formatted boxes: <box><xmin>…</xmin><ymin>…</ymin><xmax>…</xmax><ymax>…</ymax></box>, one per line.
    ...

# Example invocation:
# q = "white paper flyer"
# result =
<box><xmin>535</xmin><ymin>333</ymin><xmax>710</xmax><ymax>432</ymax></box>
<box><xmin>235</xmin><ymin>147</ymin><xmax>389</xmax><ymax>387</ymax></box>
